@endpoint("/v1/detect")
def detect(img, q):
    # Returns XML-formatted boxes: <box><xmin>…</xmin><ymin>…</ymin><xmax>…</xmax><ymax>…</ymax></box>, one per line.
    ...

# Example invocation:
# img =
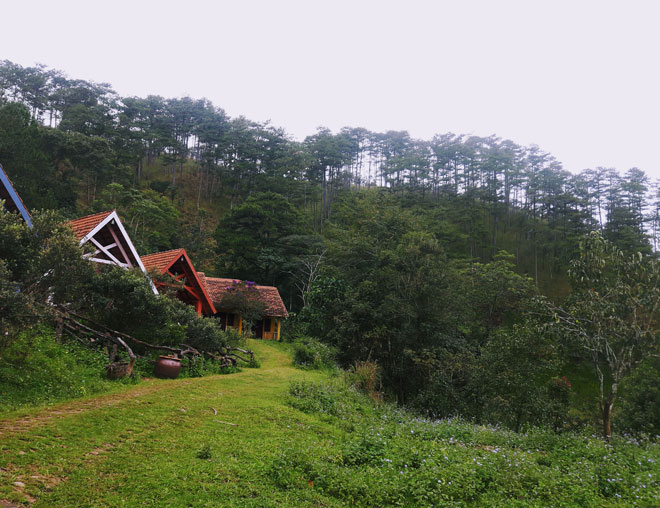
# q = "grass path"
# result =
<box><xmin>0</xmin><ymin>340</ymin><xmax>339</xmax><ymax>507</ymax></box>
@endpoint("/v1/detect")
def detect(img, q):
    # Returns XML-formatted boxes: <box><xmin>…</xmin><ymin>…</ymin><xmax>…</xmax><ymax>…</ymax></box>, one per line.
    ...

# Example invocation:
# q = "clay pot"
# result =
<box><xmin>154</xmin><ymin>355</ymin><xmax>182</xmax><ymax>379</ymax></box>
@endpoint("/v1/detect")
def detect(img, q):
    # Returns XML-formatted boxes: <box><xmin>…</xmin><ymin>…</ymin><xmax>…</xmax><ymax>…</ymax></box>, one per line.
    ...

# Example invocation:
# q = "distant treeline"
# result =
<box><xmin>1</xmin><ymin>58</ymin><xmax>659</xmax><ymax>294</ymax></box>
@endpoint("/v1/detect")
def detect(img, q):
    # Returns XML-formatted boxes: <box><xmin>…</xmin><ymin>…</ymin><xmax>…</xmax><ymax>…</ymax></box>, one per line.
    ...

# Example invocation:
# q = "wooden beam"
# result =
<box><xmin>88</xmin><ymin>257</ymin><xmax>128</xmax><ymax>267</ymax></box>
<box><xmin>183</xmin><ymin>285</ymin><xmax>199</xmax><ymax>298</ymax></box>
<box><xmin>277</xmin><ymin>319</ymin><xmax>281</xmax><ymax>341</ymax></box>
<box><xmin>89</xmin><ymin>237</ymin><xmax>126</xmax><ymax>267</ymax></box>
<box><xmin>108</xmin><ymin>226</ymin><xmax>133</xmax><ymax>267</ymax></box>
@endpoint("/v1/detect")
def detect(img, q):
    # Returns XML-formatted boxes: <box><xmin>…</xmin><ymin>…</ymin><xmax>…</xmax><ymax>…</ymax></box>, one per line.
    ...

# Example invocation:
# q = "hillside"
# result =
<box><xmin>2</xmin><ymin>58</ymin><xmax>659</xmax><ymax>446</ymax></box>
<box><xmin>1</xmin><ymin>341</ymin><xmax>658</xmax><ymax>507</ymax></box>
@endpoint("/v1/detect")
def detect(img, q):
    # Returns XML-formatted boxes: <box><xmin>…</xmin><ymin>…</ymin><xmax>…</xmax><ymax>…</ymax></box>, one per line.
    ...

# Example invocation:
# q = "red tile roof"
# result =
<box><xmin>199</xmin><ymin>275</ymin><xmax>289</xmax><ymax>318</ymax></box>
<box><xmin>67</xmin><ymin>211</ymin><xmax>112</xmax><ymax>240</ymax></box>
<box><xmin>143</xmin><ymin>249</ymin><xmax>216</xmax><ymax>315</ymax></box>
<box><xmin>140</xmin><ymin>248</ymin><xmax>185</xmax><ymax>273</ymax></box>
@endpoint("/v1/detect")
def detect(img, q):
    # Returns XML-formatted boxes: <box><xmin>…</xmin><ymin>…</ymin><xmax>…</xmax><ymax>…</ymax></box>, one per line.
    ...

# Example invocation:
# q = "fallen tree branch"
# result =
<box><xmin>55</xmin><ymin>307</ymin><xmax>254</xmax><ymax>370</ymax></box>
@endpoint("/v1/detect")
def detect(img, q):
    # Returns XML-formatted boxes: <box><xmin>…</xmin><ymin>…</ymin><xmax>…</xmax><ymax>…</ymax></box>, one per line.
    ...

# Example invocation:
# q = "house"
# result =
<box><xmin>199</xmin><ymin>275</ymin><xmax>288</xmax><ymax>340</ymax></box>
<box><xmin>141</xmin><ymin>249</ymin><xmax>216</xmax><ymax>316</ymax></box>
<box><xmin>67</xmin><ymin>211</ymin><xmax>154</xmax><ymax>290</ymax></box>
<box><xmin>0</xmin><ymin>163</ymin><xmax>32</xmax><ymax>227</ymax></box>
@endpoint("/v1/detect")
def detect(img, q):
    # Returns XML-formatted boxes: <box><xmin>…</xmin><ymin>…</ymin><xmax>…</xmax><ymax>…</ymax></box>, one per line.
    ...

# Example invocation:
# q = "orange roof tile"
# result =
<box><xmin>140</xmin><ymin>249</ymin><xmax>185</xmax><ymax>273</ymax></box>
<box><xmin>200</xmin><ymin>276</ymin><xmax>289</xmax><ymax>318</ymax></box>
<box><xmin>143</xmin><ymin>250</ymin><xmax>216</xmax><ymax>315</ymax></box>
<box><xmin>67</xmin><ymin>211</ymin><xmax>112</xmax><ymax>241</ymax></box>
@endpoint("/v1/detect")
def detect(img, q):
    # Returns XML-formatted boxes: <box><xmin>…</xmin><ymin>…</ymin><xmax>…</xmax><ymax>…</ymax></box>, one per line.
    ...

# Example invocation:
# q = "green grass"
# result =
<box><xmin>0</xmin><ymin>328</ymin><xmax>138</xmax><ymax>414</ymax></box>
<box><xmin>0</xmin><ymin>340</ymin><xmax>658</xmax><ymax>507</ymax></box>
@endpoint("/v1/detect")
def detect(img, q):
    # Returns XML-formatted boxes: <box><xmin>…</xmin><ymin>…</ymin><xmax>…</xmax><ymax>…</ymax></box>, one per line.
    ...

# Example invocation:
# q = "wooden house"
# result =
<box><xmin>0</xmin><ymin>163</ymin><xmax>32</xmax><ymax>227</ymax></box>
<box><xmin>67</xmin><ymin>211</ymin><xmax>153</xmax><ymax>291</ymax></box>
<box><xmin>141</xmin><ymin>249</ymin><xmax>216</xmax><ymax>316</ymax></box>
<box><xmin>199</xmin><ymin>275</ymin><xmax>288</xmax><ymax>340</ymax></box>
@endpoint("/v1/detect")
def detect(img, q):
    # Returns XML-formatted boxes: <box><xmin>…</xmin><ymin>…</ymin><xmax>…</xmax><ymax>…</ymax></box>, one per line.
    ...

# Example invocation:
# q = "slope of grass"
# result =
<box><xmin>0</xmin><ymin>329</ymin><xmax>137</xmax><ymax>415</ymax></box>
<box><xmin>0</xmin><ymin>340</ymin><xmax>657</xmax><ymax>507</ymax></box>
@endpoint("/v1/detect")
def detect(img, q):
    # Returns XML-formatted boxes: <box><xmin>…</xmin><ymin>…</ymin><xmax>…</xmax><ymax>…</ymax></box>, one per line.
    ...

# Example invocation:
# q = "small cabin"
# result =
<box><xmin>0</xmin><ymin>163</ymin><xmax>32</xmax><ymax>227</ymax></box>
<box><xmin>141</xmin><ymin>249</ymin><xmax>216</xmax><ymax>316</ymax></box>
<box><xmin>199</xmin><ymin>275</ymin><xmax>288</xmax><ymax>340</ymax></box>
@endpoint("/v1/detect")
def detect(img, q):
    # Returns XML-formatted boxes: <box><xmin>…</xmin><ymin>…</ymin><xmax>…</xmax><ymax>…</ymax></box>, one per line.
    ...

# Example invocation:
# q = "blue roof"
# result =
<box><xmin>0</xmin><ymin>164</ymin><xmax>33</xmax><ymax>228</ymax></box>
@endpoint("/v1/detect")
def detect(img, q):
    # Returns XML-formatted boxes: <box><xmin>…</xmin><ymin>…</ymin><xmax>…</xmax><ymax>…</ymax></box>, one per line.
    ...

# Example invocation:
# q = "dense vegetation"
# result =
<box><xmin>1</xmin><ymin>60</ymin><xmax>659</xmax><ymax>440</ymax></box>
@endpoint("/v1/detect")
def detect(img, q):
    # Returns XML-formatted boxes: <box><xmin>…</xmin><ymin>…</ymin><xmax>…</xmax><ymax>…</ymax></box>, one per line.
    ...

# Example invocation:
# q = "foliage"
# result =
<box><xmin>0</xmin><ymin>327</ymin><xmax>134</xmax><ymax>411</ymax></box>
<box><xmin>85</xmin><ymin>264</ymin><xmax>242</xmax><ymax>352</ymax></box>
<box><xmin>214</xmin><ymin>191</ymin><xmax>313</xmax><ymax>289</ymax></box>
<box><xmin>283</xmin><ymin>376</ymin><xmax>660</xmax><ymax>507</ymax></box>
<box><xmin>93</xmin><ymin>183</ymin><xmax>180</xmax><ymax>253</ymax></box>
<box><xmin>0</xmin><ymin>208</ymin><xmax>94</xmax><ymax>346</ymax></box>
<box><xmin>616</xmin><ymin>357</ymin><xmax>660</xmax><ymax>437</ymax></box>
<box><xmin>213</xmin><ymin>279</ymin><xmax>267</xmax><ymax>334</ymax></box>
<box><xmin>475</xmin><ymin>324</ymin><xmax>566</xmax><ymax>431</ymax></box>
<box><xmin>345</xmin><ymin>361</ymin><xmax>382</xmax><ymax>400</ymax></box>
<box><xmin>292</xmin><ymin>336</ymin><xmax>337</xmax><ymax>370</ymax></box>
<box><xmin>552</xmin><ymin>232</ymin><xmax>660</xmax><ymax>438</ymax></box>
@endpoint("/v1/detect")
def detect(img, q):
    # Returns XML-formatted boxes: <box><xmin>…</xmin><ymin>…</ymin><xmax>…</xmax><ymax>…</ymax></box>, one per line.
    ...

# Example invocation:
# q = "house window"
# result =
<box><xmin>264</xmin><ymin>318</ymin><xmax>271</xmax><ymax>331</ymax></box>
<box><xmin>227</xmin><ymin>313</ymin><xmax>235</xmax><ymax>327</ymax></box>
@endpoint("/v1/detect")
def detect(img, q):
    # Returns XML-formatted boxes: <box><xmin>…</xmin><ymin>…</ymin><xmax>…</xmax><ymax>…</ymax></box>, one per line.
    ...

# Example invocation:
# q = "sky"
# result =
<box><xmin>3</xmin><ymin>0</ymin><xmax>660</xmax><ymax>179</ymax></box>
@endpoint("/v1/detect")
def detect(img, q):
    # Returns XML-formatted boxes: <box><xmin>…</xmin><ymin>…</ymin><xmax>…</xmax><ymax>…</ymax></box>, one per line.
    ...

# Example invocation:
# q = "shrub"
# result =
<box><xmin>346</xmin><ymin>360</ymin><xmax>381</xmax><ymax>400</ymax></box>
<box><xmin>288</xmin><ymin>381</ymin><xmax>339</xmax><ymax>415</ymax></box>
<box><xmin>184</xmin><ymin>356</ymin><xmax>238</xmax><ymax>377</ymax></box>
<box><xmin>292</xmin><ymin>336</ymin><xmax>337</xmax><ymax>370</ymax></box>
<box><xmin>280</xmin><ymin>378</ymin><xmax>660</xmax><ymax>507</ymax></box>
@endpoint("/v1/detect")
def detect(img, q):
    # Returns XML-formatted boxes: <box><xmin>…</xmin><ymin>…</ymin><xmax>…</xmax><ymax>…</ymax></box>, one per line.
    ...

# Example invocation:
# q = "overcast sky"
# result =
<box><xmin>4</xmin><ymin>0</ymin><xmax>659</xmax><ymax>179</ymax></box>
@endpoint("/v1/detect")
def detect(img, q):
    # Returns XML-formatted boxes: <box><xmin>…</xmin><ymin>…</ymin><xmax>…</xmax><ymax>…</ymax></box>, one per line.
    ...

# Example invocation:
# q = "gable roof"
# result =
<box><xmin>141</xmin><ymin>248</ymin><xmax>185</xmax><ymax>273</ymax></box>
<box><xmin>142</xmin><ymin>249</ymin><xmax>216</xmax><ymax>315</ymax></box>
<box><xmin>200</xmin><ymin>275</ymin><xmax>289</xmax><ymax>318</ymax></box>
<box><xmin>66</xmin><ymin>211</ymin><xmax>153</xmax><ymax>293</ymax></box>
<box><xmin>68</xmin><ymin>211</ymin><xmax>113</xmax><ymax>241</ymax></box>
<box><xmin>0</xmin><ymin>163</ymin><xmax>32</xmax><ymax>227</ymax></box>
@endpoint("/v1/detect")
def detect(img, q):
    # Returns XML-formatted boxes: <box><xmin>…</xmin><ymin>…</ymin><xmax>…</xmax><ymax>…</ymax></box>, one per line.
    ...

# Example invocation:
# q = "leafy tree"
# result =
<box><xmin>213</xmin><ymin>279</ymin><xmax>267</xmax><ymax>334</ymax></box>
<box><xmin>0</xmin><ymin>208</ymin><xmax>94</xmax><ymax>347</ymax></box>
<box><xmin>552</xmin><ymin>233</ymin><xmax>660</xmax><ymax>439</ymax></box>
<box><xmin>214</xmin><ymin>191</ymin><xmax>310</xmax><ymax>286</ymax></box>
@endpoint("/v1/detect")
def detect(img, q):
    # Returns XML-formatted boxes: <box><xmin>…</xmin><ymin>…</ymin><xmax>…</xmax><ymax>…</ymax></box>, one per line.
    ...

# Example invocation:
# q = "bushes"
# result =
<box><xmin>346</xmin><ymin>360</ymin><xmax>381</xmax><ymax>400</ymax></box>
<box><xmin>292</xmin><ymin>337</ymin><xmax>337</xmax><ymax>370</ymax></box>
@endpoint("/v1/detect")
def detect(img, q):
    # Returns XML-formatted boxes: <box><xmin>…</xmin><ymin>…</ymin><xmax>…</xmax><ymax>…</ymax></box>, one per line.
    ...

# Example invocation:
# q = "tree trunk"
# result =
<box><xmin>602</xmin><ymin>398</ymin><xmax>614</xmax><ymax>441</ymax></box>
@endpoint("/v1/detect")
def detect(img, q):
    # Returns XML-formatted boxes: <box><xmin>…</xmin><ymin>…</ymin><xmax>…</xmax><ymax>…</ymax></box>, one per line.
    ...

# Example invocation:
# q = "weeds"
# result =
<box><xmin>282</xmin><ymin>377</ymin><xmax>660</xmax><ymax>506</ymax></box>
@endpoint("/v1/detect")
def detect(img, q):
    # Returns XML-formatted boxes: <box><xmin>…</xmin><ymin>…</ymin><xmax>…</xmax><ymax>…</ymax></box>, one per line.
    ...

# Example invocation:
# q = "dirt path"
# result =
<box><xmin>0</xmin><ymin>340</ymin><xmax>330</xmax><ymax>507</ymax></box>
<box><xmin>0</xmin><ymin>341</ymin><xmax>293</xmax><ymax>438</ymax></box>
<box><xmin>0</xmin><ymin>378</ymin><xmax>196</xmax><ymax>437</ymax></box>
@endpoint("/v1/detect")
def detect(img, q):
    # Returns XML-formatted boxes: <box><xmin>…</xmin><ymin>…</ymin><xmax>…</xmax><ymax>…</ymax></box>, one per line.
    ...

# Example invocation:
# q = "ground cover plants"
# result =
<box><xmin>0</xmin><ymin>328</ymin><xmax>136</xmax><ymax>413</ymax></box>
<box><xmin>1</xmin><ymin>341</ymin><xmax>657</xmax><ymax>507</ymax></box>
<box><xmin>282</xmin><ymin>378</ymin><xmax>660</xmax><ymax>507</ymax></box>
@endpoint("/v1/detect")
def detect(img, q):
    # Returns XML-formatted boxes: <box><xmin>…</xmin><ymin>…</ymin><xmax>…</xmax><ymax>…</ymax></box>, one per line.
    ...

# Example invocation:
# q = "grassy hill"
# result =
<box><xmin>0</xmin><ymin>341</ymin><xmax>658</xmax><ymax>507</ymax></box>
